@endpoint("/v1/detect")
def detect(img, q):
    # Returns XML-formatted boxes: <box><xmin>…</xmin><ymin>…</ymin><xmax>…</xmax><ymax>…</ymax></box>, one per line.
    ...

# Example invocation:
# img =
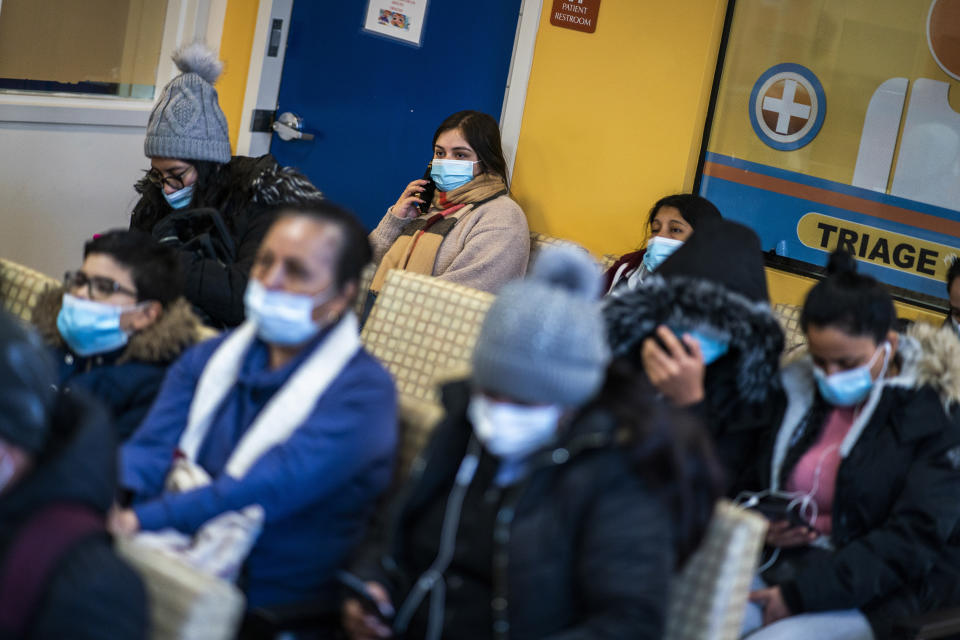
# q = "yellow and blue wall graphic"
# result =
<box><xmin>700</xmin><ymin>0</ymin><xmax>960</xmax><ymax>298</ymax></box>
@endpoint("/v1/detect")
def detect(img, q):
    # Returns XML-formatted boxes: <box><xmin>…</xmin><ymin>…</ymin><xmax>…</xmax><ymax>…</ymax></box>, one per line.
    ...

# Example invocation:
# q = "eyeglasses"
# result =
<box><xmin>144</xmin><ymin>165</ymin><xmax>193</xmax><ymax>191</ymax></box>
<box><xmin>64</xmin><ymin>271</ymin><xmax>138</xmax><ymax>301</ymax></box>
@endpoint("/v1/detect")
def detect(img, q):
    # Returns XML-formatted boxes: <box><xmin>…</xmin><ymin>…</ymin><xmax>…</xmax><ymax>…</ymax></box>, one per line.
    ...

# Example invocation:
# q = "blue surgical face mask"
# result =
<box><xmin>56</xmin><ymin>294</ymin><xmax>134</xmax><ymax>356</ymax></box>
<box><xmin>430</xmin><ymin>159</ymin><xmax>477</xmax><ymax>192</ymax></box>
<box><xmin>163</xmin><ymin>183</ymin><xmax>195</xmax><ymax>210</ymax></box>
<box><xmin>672</xmin><ymin>327</ymin><xmax>729</xmax><ymax>365</ymax></box>
<box><xmin>814</xmin><ymin>342</ymin><xmax>890</xmax><ymax>407</ymax></box>
<box><xmin>642</xmin><ymin>236</ymin><xmax>684</xmax><ymax>272</ymax></box>
<box><xmin>244</xmin><ymin>279</ymin><xmax>334</xmax><ymax>346</ymax></box>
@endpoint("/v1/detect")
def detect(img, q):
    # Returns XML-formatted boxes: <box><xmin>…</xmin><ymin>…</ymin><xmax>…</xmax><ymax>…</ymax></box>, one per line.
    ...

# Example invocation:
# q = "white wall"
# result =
<box><xmin>0</xmin><ymin>117</ymin><xmax>147</xmax><ymax>277</ymax></box>
<box><xmin>0</xmin><ymin>0</ymin><xmax>223</xmax><ymax>279</ymax></box>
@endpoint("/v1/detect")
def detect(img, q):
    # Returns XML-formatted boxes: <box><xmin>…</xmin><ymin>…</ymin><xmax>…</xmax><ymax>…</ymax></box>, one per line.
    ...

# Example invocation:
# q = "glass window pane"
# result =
<box><xmin>0</xmin><ymin>0</ymin><xmax>168</xmax><ymax>99</ymax></box>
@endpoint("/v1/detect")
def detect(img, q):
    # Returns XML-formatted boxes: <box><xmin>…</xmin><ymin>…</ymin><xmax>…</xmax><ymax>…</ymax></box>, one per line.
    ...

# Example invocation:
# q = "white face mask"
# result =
<box><xmin>467</xmin><ymin>394</ymin><xmax>562</xmax><ymax>459</ymax></box>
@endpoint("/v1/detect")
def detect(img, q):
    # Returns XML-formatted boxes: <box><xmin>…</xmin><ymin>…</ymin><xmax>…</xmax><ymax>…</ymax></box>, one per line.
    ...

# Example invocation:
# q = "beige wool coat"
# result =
<box><xmin>369</xmin><ymin>194</ymin><xmax>530</xmax><ymax>294</ymax></box>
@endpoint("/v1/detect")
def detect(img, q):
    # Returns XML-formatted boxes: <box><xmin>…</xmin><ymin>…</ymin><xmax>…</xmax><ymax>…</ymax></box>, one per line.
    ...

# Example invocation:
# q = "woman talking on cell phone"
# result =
<box><xmin>364</xmin><ymin>111</ymin><xmax>529</xmax><ymax>314</ymax></box>
<box><xmin>739</xmin><ymin>250</ymin><xmax>960</xmax><ymax>640</ymax></box>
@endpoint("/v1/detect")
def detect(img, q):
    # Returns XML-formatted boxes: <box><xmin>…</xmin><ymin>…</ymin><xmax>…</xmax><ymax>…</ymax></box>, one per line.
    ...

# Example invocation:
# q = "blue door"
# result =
<box><xmin>271</xmin><ymin>1</ymin><xmax>523</xmax><ymax>229</ymax></box>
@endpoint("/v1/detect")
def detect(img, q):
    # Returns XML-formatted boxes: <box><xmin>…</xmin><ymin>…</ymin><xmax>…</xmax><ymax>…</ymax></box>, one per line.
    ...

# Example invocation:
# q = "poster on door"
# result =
<box><xmin>363</xmin><ymin>0</ymin><xmax>429</xmax><ymax>47</ymax></box>
<box><xmin>698</xmin><ymin>0</ymin><xmax>960</xmax><ymax>299</ymax></box>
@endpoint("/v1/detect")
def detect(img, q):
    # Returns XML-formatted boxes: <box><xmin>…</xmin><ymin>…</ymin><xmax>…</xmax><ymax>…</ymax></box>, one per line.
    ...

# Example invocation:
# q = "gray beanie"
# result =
<box><xmin>144</xmin><ymin>43</ymin><xmax>231</xmax><ymax>163</ymax></box>
<box><xmin>472</xmin><ymin>245</ymin><xmax>611</xmax><ymax>407</ymax></box>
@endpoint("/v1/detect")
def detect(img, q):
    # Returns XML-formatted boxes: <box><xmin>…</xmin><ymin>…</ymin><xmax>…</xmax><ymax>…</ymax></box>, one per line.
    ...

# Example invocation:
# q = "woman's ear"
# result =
<box><xmin>886</xmin><ymin>330</ymin><xmax>900</xmax><ymax>354</ymax></box>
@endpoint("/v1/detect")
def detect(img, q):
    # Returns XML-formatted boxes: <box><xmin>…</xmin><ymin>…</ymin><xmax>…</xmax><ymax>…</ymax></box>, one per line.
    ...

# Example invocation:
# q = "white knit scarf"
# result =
<box><xmin>133</xmin><ymin>313</ymin><xmax>361</xmax><ymax>581</ymax></box>
<box><xmin>177</xmin><ymin>311</ymin><xmax>361</xmax><ymax>478</ymax></box>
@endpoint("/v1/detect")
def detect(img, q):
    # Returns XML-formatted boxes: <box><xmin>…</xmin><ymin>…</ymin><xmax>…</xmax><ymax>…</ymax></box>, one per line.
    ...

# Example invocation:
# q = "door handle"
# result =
<box><xmin>272</xmin><ymin>112</ymin><xmax>315</xmax><ymax>141</ymax></box>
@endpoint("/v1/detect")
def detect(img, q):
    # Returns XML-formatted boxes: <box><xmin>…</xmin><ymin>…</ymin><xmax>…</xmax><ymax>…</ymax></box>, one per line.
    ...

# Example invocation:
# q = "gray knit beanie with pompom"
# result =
<box><xmin>472</xmin><ymin>245</ymin><xmax>611</xmax><ymax>407</ymax></box>
<box><xmin>144</xmin><ymin>42</ymin><xmax>231</xmax><ymax>163</ymax></box>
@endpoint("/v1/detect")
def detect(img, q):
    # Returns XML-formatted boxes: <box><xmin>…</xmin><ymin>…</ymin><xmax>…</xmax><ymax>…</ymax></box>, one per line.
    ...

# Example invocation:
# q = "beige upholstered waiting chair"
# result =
<box><xmin>395</xmin><ymin>394</ymin><xmax>445</xmax><ymax>480</ymax></box>
<box><xmin>116</xmin><ymin>539</ymin><xmax>245</xmax><ymax>640</ymax></box>
<box><xmin>0</xmin><ymin>258</ymin><xmax>58</xmax><ymax>324</ymax></box>
<box><xmin>772</xmin><ymin>303</ymin><xmax>806</xmax><ymax>357</ymax></box>
<box><xmin>528</xmin><ymin>231</ymin><xmax>588</xmax><ymax>267</ymax></box>
<box><xmin>361</xmin><ymin>271</ymin><xmax>493</xmax><ymax>476</ymax></box>
<box><xmin>600</xmin><ymin>253</ymin><xmax>619</xmax><ymax>271</ymax></box>
<box><xmin>360</xmin><ymin>270</ymin><xmax>494</xmax><ymax>405</ymax></box>
<box><xmin>663</xmin><ymin>500</ymin><xmax>768</xmax><ymax>640</ymax></box>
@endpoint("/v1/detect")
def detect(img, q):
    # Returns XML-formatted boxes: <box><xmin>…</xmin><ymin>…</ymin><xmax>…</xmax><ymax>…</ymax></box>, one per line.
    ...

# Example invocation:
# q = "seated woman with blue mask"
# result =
<box><xmin>605</xmin><ymin>219</ymin><xmax>786</xmax><ymax>488</ymax></box>
<box><xmin>131</xmin><ymin>44</ymin><xmax>323</xmax><ymax>328</ymax></box>
<box><xmin>603</xmin><ymin>194</ymin><xmax>722</xmax><ymax>295</ymax></box>
<box><xmin>365</xmin><ymin>110</ymin><xmax>529</xmax><ymax>316</ymax></box>
<box><xmin>738</xmin><ymin>250</ymin><xmax>960</xmax><ymax>640</ymax></box>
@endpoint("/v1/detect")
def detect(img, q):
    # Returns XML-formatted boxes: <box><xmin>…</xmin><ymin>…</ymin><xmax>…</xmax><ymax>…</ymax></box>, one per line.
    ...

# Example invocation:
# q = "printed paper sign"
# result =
<box><xmin>363</xmin><ymin>0</ymin><xmax>429</xmax><ymax>47</ymax></box>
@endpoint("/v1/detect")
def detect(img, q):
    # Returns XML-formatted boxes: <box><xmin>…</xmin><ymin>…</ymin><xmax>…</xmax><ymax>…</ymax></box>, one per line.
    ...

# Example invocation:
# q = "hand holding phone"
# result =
<box><xmin>749</xmin><ymin>494</ymin><xmax>810</xmax><ymax>529</ymax></box>
<box><xmin>641</xmin><ymin>326</ymin><xmax>706</xmax><ymax>406</ymax></box>
<box><xmin>391</xmin><ymin>179</ymin><xmax>429</xmax><ymax>219</ymax></box>
<box><xmin>339</xmin><ymin>571</ymin><xmax>394</xmax><ymax>639</ymax></box>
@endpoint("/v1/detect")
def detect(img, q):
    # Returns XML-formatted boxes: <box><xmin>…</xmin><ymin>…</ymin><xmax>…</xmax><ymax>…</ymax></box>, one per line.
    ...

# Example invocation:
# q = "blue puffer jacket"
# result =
<box><xmin>33</xmin><ymin>288</ymin><xmax>204</xmax><ymax>441</ymax></box>
<box><xmin>120</xmin><ymin>317</ymin><xmax>398</xmax><ymax>608</ymax></box>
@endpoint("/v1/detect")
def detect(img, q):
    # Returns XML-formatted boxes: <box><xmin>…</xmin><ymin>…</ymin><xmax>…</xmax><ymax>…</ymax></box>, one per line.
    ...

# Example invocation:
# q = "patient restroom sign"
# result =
<box><xmin>749</xmin><ymin>63</ymin><xmax>826</xmax><ymax>151</ymax></box>
<box><xmin>550</xmin><ymin>0</ymin><xmax>601</xmax><ymax>34</ymax></box>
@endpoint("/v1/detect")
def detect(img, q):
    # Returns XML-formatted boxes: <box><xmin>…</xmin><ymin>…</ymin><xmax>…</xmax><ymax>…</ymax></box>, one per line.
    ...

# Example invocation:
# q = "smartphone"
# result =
<box><xmin>337</xmin><ymin>571</ymin><xmax>394</xmax><ymax>624</ymax></box>
<box><xmin>750</xmin><ymin>495</ymin><xmax>812</xmax><ymax>529</ymax></box>
<box><xmin>417</xmin><ymin>165</ymin><xmax>437</xmax><ymax>214</ymax></box>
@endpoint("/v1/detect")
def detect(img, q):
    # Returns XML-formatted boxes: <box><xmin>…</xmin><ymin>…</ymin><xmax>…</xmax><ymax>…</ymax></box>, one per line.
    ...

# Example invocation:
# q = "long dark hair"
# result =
<box><xmin>432</xmin><ymin>111</ymin><xmax>509</xmax><ymax>185</ymax></box>
<box><xmin>801</xmin><ymin>250</ymin><xmax>895</xmax><ymax>343</ymax></box>
<box><xmin>189</xmin><ymin>160</ymin><xmax>231</xmax><ymax>209</ymax></box>
<box><xmin>646</xmin><ymin>193</ymin><xmax>722</xmax><ymax>230</ymax></box>
<box><xmin>589</xmin><ymin>356</ymin><xmax>724</xmax><ymax>567</ymax></box>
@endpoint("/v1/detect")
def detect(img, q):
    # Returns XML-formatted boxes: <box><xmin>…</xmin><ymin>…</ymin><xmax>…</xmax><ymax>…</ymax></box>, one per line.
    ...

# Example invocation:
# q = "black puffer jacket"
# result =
<box><xmin>355</xmin><ymin>381</ymin><xmax>676</xmax><ymax>640</ymax></box>
<box><xmin>0</xmin><ymin>391</ymin><xmax>147</xmax><ymax>639</ymax></box>
<box><xmin>130</xmin><ymin>155</ymin><xmax>320</xmax><ymax>327</ymax></box>
<box><xmin>605</xmin><ymin>273</ymin><xmax>786</xmax><ymax>486</ymax></box>
<box><xmin>751</xmin><ymin>324</ymin><xmax>960</xmax><ymax>639</ymax></box>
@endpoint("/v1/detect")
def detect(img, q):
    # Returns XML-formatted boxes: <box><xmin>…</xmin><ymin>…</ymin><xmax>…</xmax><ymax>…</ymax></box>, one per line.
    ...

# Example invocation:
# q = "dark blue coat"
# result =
<box><xmin>120</xmin><ymin>317</ymin><xmax>398</xmax><ymax>608</ymax></box>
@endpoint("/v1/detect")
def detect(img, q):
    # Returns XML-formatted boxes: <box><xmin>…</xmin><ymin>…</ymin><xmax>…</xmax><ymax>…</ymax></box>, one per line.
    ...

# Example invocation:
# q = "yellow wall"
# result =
<box><xmin>510</xmin><ymin>1</ymin><xmax>728</xmax><ymax>256</ymax></box>
<box><xmin>218</xmin><ymin>0</ymin><xmax>261</xmax><ymax>153</ymax></box>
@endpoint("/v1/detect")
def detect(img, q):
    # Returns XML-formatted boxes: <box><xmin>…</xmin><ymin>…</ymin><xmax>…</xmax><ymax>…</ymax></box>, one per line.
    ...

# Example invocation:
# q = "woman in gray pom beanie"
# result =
<box><xmin>130</xmin><ymin>43</ymin><xmax>323</xmax><ymax>328</ymax></box>
<box><xmin>343</xmin><ymin>246</ymin><xmax>722</xmax><ymax>640</ymax></box>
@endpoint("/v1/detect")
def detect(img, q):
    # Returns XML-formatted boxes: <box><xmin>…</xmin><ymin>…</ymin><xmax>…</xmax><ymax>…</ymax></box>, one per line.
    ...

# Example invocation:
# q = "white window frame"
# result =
<box><xmin>500</xmin><ymin>0</ymin><xmax>543</xmax><ymax>182</ymax></box>
<box><xmin>0</xmin><ymin>0</ymin><xmax>227</xmax><ymax>128</ymax></box>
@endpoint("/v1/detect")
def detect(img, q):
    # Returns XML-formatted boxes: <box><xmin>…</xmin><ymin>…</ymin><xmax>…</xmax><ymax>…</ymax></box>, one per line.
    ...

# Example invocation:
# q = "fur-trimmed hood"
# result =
<box><xmin>604</xmin><ymin>274</ymin><xmax>785</xmax><ymax>404</ymax></box>
<box><xmin>33</xmin><ymin>287</ymin><xmax>205</xmax><ymax>364</ymax></box>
